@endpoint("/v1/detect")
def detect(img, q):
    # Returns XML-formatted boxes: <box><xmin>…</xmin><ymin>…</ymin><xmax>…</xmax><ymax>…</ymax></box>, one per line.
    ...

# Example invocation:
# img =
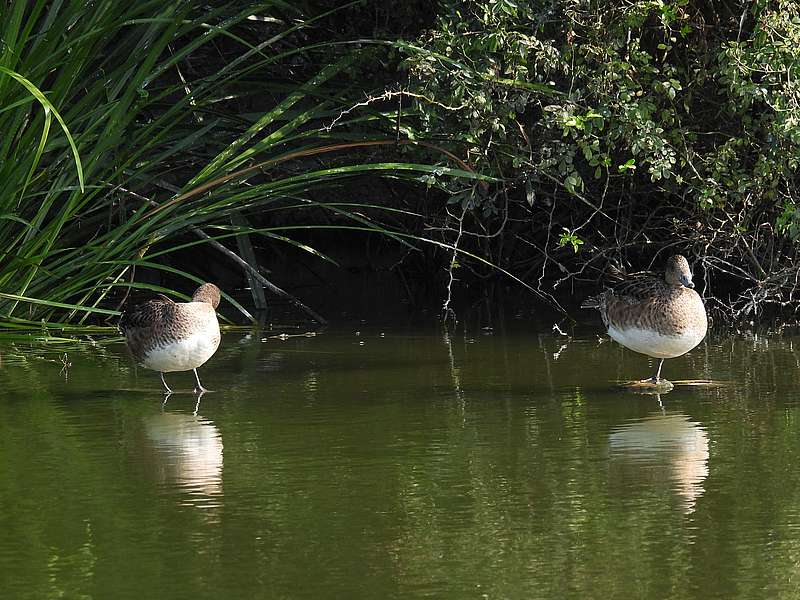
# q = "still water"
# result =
<box><xmin>0</xmin><ymin>326</ymin><xmax>799</xmax><ymax>599</ymax></box>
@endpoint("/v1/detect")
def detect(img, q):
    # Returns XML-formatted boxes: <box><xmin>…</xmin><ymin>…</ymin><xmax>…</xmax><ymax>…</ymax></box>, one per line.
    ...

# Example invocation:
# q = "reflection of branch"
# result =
<box><xmin>442</xmin><ymin>330</ymin><xmax>465</xmax><ymax>415</ymax></box>
<box><xmin>59</xmin><ymin>353</ymin><xmax>71</xmax><ymax>379</ymax></box>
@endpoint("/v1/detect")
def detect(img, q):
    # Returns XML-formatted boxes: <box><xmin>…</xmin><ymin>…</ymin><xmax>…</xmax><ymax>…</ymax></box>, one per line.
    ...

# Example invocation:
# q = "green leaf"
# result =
<box><xmin>0</xmin><ymin>66</ymin><xmax>84</xmax><ymax>193</ymax></box>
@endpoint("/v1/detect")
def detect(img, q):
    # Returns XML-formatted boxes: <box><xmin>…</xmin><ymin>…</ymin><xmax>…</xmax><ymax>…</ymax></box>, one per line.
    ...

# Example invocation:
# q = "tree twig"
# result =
<box><xmin>113</xmin><ymin>184</ymin><xmax>327</xmax><ymax>324</ymax></box>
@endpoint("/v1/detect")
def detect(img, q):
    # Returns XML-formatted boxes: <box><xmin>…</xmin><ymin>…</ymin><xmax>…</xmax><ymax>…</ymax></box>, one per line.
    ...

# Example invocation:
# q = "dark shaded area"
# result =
<box><xmin>3</xmin><ymin>0</ymin><xmax>797</xmax><ymax>327</ymax></box>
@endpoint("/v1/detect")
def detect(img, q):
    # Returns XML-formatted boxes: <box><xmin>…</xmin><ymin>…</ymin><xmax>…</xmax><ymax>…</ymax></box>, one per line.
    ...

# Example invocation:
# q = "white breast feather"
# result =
<box><xmin>142</xmin><ymin>313</ymin><xmax>220</xmax><ymax>372</ymax></box>
<box><xmin>607</xmin><ymin>325</ymin><xmax>704</xmax><ymax>359</ymax></box>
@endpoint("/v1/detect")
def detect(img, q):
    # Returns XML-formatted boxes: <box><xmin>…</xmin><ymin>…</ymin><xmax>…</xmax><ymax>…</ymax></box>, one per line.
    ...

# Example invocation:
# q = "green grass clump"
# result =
<box><xmin>0</xmin><ymin>1</ymin><xmax>485</xmax><ymax>327</ymax></box>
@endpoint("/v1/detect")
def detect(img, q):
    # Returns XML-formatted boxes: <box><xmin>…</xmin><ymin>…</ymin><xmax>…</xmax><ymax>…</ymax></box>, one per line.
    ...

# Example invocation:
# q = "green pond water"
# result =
<box><xmin>1</xmin><ymin>326</ymin><xmax>799</xmax><ymax>599</ymax></box>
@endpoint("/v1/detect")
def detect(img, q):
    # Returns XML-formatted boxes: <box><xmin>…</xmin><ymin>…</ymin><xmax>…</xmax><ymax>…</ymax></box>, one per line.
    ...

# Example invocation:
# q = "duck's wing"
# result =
<box><xmin>581</xmin><ymin>266</ymin><xmax>663</xmax><ymax>308</ymax></box>
<box><xmin>606</xmin><ymin>270</ymin><xmax>667</xmax><ymax>304</ymax></box>
<box><xmin>119</xmin><ymin>298</ymin><xmax>178</xmax><ymax>333</ymax></box>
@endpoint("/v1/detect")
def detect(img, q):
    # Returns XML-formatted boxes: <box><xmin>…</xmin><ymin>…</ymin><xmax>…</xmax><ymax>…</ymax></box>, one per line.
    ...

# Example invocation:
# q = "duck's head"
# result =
<box><xmin>192</xmin><ymin>283</ymin><xmax>221</xmax><ymax>308</ymax></box>
<box><xmin>665</xmin><ymin>255</ymin><xmax>694</xmax><ymax>289</ymax></box>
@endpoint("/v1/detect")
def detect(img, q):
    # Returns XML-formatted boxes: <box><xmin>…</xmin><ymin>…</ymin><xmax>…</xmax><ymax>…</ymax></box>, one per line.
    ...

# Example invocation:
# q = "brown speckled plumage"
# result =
<box><xmin>582</xmin><ymin>255</ymin><xmax>708</xmax><ymax>382</ymax></box>
<box><xmin>119</xmin><ymin>283</ymin><xmax>222</xmax><ymax>393</ymax></box>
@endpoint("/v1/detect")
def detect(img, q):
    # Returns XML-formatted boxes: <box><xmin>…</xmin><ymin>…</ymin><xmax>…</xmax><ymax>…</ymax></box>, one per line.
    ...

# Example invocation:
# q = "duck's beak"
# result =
<box><xmin>681</xmin><ymin>274</ymin><xmax>694</xmax><ymax>289</ymax></box>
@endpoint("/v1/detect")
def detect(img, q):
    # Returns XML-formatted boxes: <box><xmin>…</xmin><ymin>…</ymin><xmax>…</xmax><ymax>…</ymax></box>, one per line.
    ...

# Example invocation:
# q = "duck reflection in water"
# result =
<box><xmin>141</xmin><ymin>407</ymin><xmax>224</xmax><ymax>502</ymax></box>
<box><xmin>609</xmin><ymin>411</ymin><xmax>709</xmax><ymax>513</ymax></box>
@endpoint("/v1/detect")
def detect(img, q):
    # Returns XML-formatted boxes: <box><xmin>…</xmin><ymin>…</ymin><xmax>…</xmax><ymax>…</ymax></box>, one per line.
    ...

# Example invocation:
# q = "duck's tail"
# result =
<box><xmin>580</xmin><ymin>296</ymin><xmax>601</xmax><ymax>309</ymax></box>
<box><xmin>605</xmin><ymin>263</ymin><xmax>628</xmax><ymax>282</ymax></box>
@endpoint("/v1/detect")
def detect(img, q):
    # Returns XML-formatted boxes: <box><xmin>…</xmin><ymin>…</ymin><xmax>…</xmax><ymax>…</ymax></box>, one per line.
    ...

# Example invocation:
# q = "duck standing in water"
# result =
<box><xmin>582</xmin><ymin>255</ymin><xmax>708</xmax><ymax>384</ymax></box>
<box><xmin>120</xmin><ymin>283</ymin><xmax>221</xmax><ymax>394</ymax></box>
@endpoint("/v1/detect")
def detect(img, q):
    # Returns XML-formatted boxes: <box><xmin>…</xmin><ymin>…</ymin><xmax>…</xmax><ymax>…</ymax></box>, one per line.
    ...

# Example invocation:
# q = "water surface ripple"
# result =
<box><xmin>0</xmin><ymin>329</ymin><xmax>798</xmax><ymax>599</ymax></box>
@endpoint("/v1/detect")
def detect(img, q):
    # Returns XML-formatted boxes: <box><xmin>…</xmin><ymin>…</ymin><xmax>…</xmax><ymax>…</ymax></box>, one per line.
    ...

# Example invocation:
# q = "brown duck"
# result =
<box><xmin>120</xmin><ymin>283</ymin><xmax>221</xmax><ymax>394</ymax></box>
<box><xmin>582</xmin><ymin>255</ymin><xmax>708</xmax><ymax>382</ymax></box>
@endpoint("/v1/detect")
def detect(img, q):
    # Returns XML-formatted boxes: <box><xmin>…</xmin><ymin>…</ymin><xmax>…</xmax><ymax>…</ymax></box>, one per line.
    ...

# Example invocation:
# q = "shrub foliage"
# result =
<box><xmin>402</xmin><ymin>0</ymin><xmax>800</xmax><ymax>319</ymax></box>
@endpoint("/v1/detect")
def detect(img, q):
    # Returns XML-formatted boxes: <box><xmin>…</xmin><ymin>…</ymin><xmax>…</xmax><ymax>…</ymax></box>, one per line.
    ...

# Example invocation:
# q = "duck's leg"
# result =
<box><xmin>651</xmin><ymin>359</ymin><xmax>665</xmax><ymax>383</ymax></box>
<box><xmin>192</xmin><ymin>368</ymin><xmax>209</xmax><ymax>394</ymax></box>
<box><xmin>159</xmin><ymin>372</ymin><xmax>173</xmax><ymax>394</ymax></box>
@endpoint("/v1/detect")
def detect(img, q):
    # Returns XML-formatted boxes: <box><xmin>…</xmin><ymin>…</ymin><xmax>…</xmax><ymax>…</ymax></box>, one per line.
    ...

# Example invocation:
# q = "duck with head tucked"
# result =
<box><xmin>582</xmin><ymin>255</ymin><xmax>708</xmax><ymax>384</ymax></box>
<box><xmin>120</xmin><ymin>283</ymin><xmax>222</xmax><ymax>394</ymax></box>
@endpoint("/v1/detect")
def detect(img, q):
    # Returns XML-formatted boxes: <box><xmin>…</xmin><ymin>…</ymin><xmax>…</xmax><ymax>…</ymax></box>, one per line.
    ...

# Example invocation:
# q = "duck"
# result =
<box><xmin>120</xmin><ymin>283</ymin><xmax>221</xmax><ymax>394</ymax></box>
<box><xmin>581</xmin><ymin>255</ymin><xmax>708</xmax><ymax>383</ymax></box>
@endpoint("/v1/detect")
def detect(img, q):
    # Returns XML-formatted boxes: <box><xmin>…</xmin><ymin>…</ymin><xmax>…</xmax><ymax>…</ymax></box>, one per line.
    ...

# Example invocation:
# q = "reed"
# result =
<box><xmin>0</xmin><ymin>1</ymin><xmax>484</xmax><ymax>328</ymax></box>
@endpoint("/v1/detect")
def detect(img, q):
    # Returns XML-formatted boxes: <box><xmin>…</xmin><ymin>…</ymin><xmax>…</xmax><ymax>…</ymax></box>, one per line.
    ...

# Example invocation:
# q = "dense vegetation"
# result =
<box><xmin>1</xmin><ymin>0</ymin><xmax>798</xmax><ymax>326</ymax></box>
<box><xmin>401</xmin><ymin>0</ymin><xmax>800</xmax><ymax>321</ymax></box>
<box><xmin>0</xmin><ymin>0</ymin><xmax>478</xmax><ymax>327</ymax></box>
